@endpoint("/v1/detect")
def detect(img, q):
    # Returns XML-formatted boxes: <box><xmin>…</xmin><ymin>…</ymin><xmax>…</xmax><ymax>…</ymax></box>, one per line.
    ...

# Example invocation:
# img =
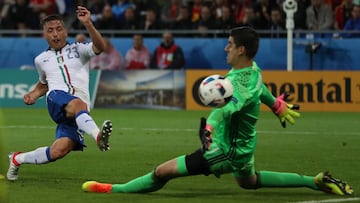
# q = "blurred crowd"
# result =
<box><xmin>88</xmin><ymin>30</ymin><xmax>185</xmax><ymax>70</ymax></box>
<box><xmin>0</xmin><ymin>0</ymin><xmax>360</xmax><ymax>38</ymax></box>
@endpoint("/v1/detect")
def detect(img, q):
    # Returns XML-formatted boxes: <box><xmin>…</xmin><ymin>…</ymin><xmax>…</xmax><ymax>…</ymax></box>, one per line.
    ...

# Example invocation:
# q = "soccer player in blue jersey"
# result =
<box><xmin>82</xmin><ymin>27</ymin><xmax>353</xmax><ymax>196</ymax></box>
<box><xmin>6</xmin><ymin>6</ymin><xmax>113</xmax><ymax>181</ymax></box>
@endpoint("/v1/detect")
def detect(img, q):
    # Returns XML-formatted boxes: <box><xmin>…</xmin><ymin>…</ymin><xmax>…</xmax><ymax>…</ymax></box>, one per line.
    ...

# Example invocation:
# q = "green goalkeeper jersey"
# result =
<box><xmin>207</xmin><ymin>62</ymin><xmax>275</xmax><ymax>164</ymax></box>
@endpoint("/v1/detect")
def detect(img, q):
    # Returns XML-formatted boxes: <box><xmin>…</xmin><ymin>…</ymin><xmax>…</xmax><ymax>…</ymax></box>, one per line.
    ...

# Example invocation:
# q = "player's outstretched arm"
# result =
<box><xmin>76</xmin><ymin>6</ymin><xmax>105</xmax><ymax>54</ymax></box>
<box><xmin>271</xmin><ymin>92</ymin><xmax>300</xmax><ymax>128</ymax></box>
<box><xmin>23</xmin><ymin>82</ymin><xmax>48</xmax><ymax>105</ymax></box>
<box><xmin>260</xmin><ymin>83</ymin><xmax>276</xmax><ymax>107</ymax></box>
<box><xmin>260</xmin><ymin>84</ymin><xmax>300</xmax><ymax>128</ymax></box>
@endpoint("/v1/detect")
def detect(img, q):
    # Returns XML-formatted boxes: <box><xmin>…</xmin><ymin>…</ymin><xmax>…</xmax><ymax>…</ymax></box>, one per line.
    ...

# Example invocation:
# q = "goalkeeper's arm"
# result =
<box><xmin>260</xmin><ymin>84</ymin><xmax>300</xmax><ymax>128</ymax></box>
<box><xmin>199</xmin><ymin>117</ymin><xmax>212</xmax><ymax>152</ymax></box>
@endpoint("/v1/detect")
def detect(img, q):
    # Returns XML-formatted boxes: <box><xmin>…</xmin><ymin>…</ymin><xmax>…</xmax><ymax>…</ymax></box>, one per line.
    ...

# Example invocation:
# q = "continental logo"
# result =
<box><xmin>185</xmin><ymin>70</ymin><xmax>360</xmax><ymax>112</ymax></box>
<box><xmin>264</xmin><ymin>77</ymin><xmax>354</xmax><ymax>103</ymax></box>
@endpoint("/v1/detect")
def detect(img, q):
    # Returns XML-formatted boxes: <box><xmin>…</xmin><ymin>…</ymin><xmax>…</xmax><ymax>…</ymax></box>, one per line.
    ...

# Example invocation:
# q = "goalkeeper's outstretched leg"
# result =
<box><xmin>82</xmin><ymin>157</ymin><xmax>187</xmax><ymax>193</ymax></box>
<box><xmin>236</xmin><ymin>170</ymin><xmax>353</xmax><ymax>196</ymax></box>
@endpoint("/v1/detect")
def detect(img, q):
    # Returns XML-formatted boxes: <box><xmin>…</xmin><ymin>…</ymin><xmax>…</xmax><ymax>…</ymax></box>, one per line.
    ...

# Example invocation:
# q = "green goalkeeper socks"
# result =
<box><xmin>111</xmin><ymin>171</ymin><xmax>166</xmax><ymax>193</ymax></box>
<box><xmin>111</xmin><ymin>156</ymin><xmax>189</xmax><ymax>193</ymax></box>
<box><xmin>258</xmin><ymin>171</ymin><xmax>319</xmax><ymax>190</ymax></box>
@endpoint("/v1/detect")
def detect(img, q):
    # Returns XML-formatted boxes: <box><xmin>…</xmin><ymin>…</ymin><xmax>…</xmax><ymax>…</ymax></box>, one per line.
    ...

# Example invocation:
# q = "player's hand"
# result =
<box><xmin>23</xmin><ymin>93</ymin><xmax>36</xmax><ymax>105</ymax></box>
<box><xmin>271</xmin><ymin>92</ymin><xmax>300</xmax><ymax>128</ymax></box>
<box><xmin>199</xmin><ymin>117</ymin><xmax>213</xmax><ymax>151</ymax></box>
<box><xmin>76</xmin><ymin>6</ymin><xmax>91</xmax><ymax>25</ymax></box>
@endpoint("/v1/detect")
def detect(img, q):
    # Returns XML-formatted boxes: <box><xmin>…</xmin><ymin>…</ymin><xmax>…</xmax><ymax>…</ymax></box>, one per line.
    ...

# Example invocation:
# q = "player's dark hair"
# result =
<box><xmin>40</xmin><ymin>14</ymin><xmax>64</xmax><ymax>28</ymax></box>
<box><xmin>230</xmin><ymin>26</ymin><xmax>259</xmax><ymax>59</ymax></box>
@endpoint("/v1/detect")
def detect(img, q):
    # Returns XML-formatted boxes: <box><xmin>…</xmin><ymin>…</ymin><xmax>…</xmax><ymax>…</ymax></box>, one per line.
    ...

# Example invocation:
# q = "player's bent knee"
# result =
<box><xmin>154</xmin><ymin>167</ymin><xmax>167</xmax><ymax>181</ymax></box>
<box><xmin>66</xmin><ymin>99</ymin><xmax>88</xmax><ymax>117</ymax></box>
<box><xmin>154</xmin><ymin>159</ymin><xmax>178</xmax><ymax>180</ymax></box>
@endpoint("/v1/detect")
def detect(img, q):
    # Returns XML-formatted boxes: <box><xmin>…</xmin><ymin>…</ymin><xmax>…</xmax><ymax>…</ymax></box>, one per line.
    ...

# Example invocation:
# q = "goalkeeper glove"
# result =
<box><xmin>271</xmin><ymin>92</ymin><xmax>300</xmax><ymax>128</ymax></box>
<box><xmin>199</xmin><ymin>117</ymin><xmax>213</xmax><ymax>151</ymax></box>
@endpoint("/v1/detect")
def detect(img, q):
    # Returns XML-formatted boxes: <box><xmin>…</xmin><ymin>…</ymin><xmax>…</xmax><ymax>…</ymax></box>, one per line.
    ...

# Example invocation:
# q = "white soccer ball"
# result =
<box><xmin>198</xmin><ymin>75</ymin><xmax>233</xmax><ymax>108</ymax></box>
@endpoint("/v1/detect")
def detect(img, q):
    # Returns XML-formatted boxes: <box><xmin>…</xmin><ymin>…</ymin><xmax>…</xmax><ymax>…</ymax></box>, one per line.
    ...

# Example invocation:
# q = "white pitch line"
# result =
<box><xmin>288</xmin><ymin>197</ymin><xmax>360</xmax><ymax>203</ymax></box>
<box><xmin>1</xmin><ymin>125</ymin><xmax>360</xmax><ymax>135</ymax></box>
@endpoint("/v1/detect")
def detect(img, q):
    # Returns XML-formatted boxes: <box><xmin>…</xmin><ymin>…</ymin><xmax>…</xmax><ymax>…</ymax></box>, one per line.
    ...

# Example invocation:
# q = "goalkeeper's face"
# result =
<box><xmin>224</xmin><ymin>36</ymin><xmax>242</xmax><ymax>67</ymax></box>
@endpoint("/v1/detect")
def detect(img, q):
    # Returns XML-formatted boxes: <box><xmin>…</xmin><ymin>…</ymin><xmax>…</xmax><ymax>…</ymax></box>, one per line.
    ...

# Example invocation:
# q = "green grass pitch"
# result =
<box><xmin>0</xmin><ymin>108</ymin><xmax>359</xmax><ymax>203</ymax></box>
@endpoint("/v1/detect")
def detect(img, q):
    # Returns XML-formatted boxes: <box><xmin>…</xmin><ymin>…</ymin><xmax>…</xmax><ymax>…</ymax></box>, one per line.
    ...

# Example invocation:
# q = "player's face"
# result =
<box><xmin>43</xmin><ymin>20</ymin><xmax>68</xmax><ymax>50</ymax></box>
<box><xmin>224</xmin><ymin>36</ymin><xmax>242</xmax><ymax>66</ymax></box>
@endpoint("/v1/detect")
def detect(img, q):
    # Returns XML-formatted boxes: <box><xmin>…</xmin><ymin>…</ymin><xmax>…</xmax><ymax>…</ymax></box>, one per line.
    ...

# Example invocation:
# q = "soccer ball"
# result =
<box><xmin>198</xmin><ymin>75</ymin><xmax>233</xmax><ymax>108</ymax></box>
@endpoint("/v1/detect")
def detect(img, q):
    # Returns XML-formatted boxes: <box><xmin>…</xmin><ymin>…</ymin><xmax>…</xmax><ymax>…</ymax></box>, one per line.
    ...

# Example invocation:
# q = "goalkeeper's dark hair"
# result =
<box><xmin>229</xmin><ymin>26</ymin><xmax>259</xmax><ymax>59</ymax></box>
<box><xmin>40</xmin><ymin>14</ymin><xmax>65</xmax><ymax>28</ymax></box>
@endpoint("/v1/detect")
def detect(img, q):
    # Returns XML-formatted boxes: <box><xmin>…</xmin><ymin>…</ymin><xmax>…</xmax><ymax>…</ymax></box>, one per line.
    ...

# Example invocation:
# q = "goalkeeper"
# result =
<box><xmin>82</xmin><ymin>27</ymin><xmax>353</xmax><ymax>195</ymax></box>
